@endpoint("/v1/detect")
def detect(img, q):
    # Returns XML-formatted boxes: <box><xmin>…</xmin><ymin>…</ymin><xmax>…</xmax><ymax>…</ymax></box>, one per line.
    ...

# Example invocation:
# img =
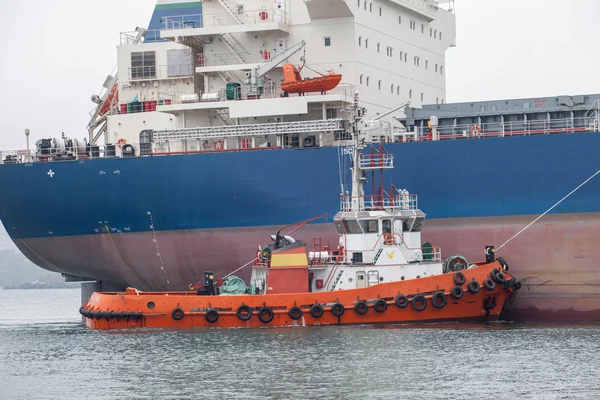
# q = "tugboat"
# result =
<box><xmin>80</xmin><ymin>93</ymin><xmax>521</xmax><ymax>330</ymax></box>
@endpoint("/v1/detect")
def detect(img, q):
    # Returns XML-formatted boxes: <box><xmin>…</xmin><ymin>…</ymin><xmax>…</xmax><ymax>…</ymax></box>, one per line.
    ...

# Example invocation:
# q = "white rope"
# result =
<box><xmin>222</xmin><ymin>258</ymin><xmax>257</xmax><ymax>279</ymax></box>
<box><xmin>495</xmin><ymin>168</ymin><xmax>600</xmax><ymax>253</ymax></box>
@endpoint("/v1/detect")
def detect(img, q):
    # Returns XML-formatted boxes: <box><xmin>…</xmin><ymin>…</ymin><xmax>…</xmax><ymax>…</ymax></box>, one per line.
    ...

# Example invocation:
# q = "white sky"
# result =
<box><xmin>0</xmin><ymin>0</ymin><xmax>599</xmax><ymax>150</ymax></box>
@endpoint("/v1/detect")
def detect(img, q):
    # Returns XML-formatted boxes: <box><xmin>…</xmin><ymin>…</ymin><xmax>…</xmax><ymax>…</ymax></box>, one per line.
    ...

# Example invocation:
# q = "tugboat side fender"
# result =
<box><xmin>310</xmin><ymin>304</ymin><xmax>324</xmax><ymax>318</ymax></box>
<box><xmin>205</xmin><ymin>309</ymin><xmax>219</xmax><ymax>323</ymax></box>
<box><xmin>258</xmin><ymin>307</ymin><xmax>274</xmax><ymax>323</ymax></box>
<box><xmin>412</xmin><ymin>295</ymin><xmax>427</xmax><ymax>311</ymax></box>
<box><xmin>373</xmin><ymin>299</ymin><xmax>387</xmax><ymax>313</ymax></box>
<box><xmin>171</xmin><ymin>308</ymin><xmax>185</xmax><ymax>321</ymax></box>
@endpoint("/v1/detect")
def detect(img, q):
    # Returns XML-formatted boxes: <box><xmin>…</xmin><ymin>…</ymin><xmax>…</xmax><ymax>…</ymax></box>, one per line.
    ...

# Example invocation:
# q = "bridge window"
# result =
<box><xmin>421</xmin><ymin>93</ymin><xmax>424</xmax><ymax>102</ymax></box>
<box><xmin>358</xmin><ymin>36</ymin><xmax>362</xmax><ymax>46</ymax></box>
<box><xmin>379</xmin><ymin>7</ymin><xmax>382</xmax><ymax>16</ymax></box>
<box><xmin>360</xmin><ymin>74</ymin><xmax>363</xmax><ymax>85</ymax></box>
<box><xmin>360</xmin><ymin>220</ymin><xmax>379</xmax><ymax>233</ymax></box>
<box><xmin>131</xmin><ymin>51</ymin><xmax>156</xmax><ymax>79</ymax></box>
<box><xmin>324</xmin><ymin>37</ymin><xmax>331</xmax><ymax>46</ymax></box>
<box><xmin>343</xmin><ymin>220</ymin><xmax>363</xmax><ymax>234</ymax></box>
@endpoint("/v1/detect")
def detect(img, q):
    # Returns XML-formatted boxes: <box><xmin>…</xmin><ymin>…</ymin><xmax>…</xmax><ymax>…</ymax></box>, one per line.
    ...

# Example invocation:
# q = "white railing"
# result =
<box><xmin>340</xmin><ymin>194</ymin><xmax>418</xmax><ymax>212</ymax></box>
<box><xmin>359</xmin><ymin>154</ymin><xmax>394</xmax><ymax>169</ymax></box>
<box><xmin>409</xmin><ymin>116</ymin><xmax>593</xmax><ymax>142</ymax></box>
<box><xmin>163</xmin><ymin>9</ymin><xmax>289</xmax><ymax>30</ymax></box>
<box><xmin>0</xmin><ymin>144</ymin><xmax>142</xmax><ymax>165</ymax></box>
<box><xmin>120</xmin><ymin>29</ymin><xmax>162</xmax><ymax>45</ymax></box>
<box><xmin>161</xmin><ymin>82</ymin><xmax>356</xmax><ymax>104</ymax></box>
<box><xmin>128</xmin><ymin>64</ymin><xmax>194</xmax><ymax>80</ymax></box>
<box><xmin>585</xmin><ymin>99</ymin><xmax>600</xmax><ymax>131</ymax></box>
<box><xmin>388</xmin><ymin>0</ymin><xmax>438</xmax><ymax>18</ymax></box>
<box><xmin>197</xmin><ymin>50</ymin><xmax>267</xmax><ymax>67</ymax></box>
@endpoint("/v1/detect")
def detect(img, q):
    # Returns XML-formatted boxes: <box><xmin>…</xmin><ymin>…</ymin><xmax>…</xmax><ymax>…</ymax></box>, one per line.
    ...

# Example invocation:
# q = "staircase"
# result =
<box><xmin>220</xmin><ymin>32</ymin><xmax>250</xmax><ymax>63</ymax></box>
<box><xmin>330</xmin><ymin>270</ymin><xmax>345</xmax><ymax>291</ymax></box>
<box><xmin>217</xmin><ymin>0</ymin><xmax>247</xmax><ymax>24</ymax></box>
<box><xmin>215</xmin><ymin>109</ymin><xmax>235</xmax><ymax>126</ymax></box>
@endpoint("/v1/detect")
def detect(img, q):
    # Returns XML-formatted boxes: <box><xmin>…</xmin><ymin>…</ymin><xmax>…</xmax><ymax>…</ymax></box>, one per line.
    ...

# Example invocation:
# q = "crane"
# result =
<box><xmin>244</xmin><ymin>40</ymin><xmax>306</xmax><ymax>92</ymax></box>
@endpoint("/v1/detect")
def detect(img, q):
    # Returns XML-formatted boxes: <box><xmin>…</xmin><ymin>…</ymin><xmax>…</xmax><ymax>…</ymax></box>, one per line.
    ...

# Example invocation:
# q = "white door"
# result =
<box><xmin>356</xmin><ymin>271</ymin><xmax>366</xmax><ymax>288</ymax></box>
<box><xmin>368</xmin><ymin>270</ymin><xmax>380</xmax><ymax>286</ymax></box>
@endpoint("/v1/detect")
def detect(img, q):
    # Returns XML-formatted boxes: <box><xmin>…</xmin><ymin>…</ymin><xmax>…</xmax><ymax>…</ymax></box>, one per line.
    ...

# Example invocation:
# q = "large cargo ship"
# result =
<box><xmin>0</xmin><ymin>0</ymin><xmax>599</xmax><ymax>321</ymax></box>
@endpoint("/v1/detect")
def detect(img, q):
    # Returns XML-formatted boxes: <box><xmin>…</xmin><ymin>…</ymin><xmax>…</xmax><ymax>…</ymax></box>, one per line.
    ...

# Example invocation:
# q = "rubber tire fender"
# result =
<box><xmin>258</xmin><ymin>307</ymin><xmax>274</xmax><ymax>323</ymax></box>
<box><xmin>432</xmin><ymin>291</ymin><xmax>447</xmax><ymax>309</ymax></box>
<box><xmin>373</xmin><ymin>299</ymin><xmax>387</xmax><ymax>313</ymax></box>
<box><xmin>288</xmin><ymin>306</ymin><xmax>303</xmax><ymax>320</ymax></box>
<box><xmin>354</xmin><ymin>300</ymin><xmax>368</xmax><ymax>315</ymax></box>
<box><xmin>310</xmin><ymin>304</ymin><xmax>324</xmax><ymax>318</ymax></box>
<box><xmin>412</xmin><ymin>294</ymin><xmax>427</xmax><ymax>311</ymax></box>
<box><xmin>483</xmin><ymin>278</ymin><xmax>496</xmax><ymax>291</ymax></box>
<box><xmin>450</xmin><ymin>286</ymin><xmax>464</xmax><ymax>300</ymax></box>
<box><xmin>497</xmin><ymin>256</ymin><xmax>509</xmax><ymax>272</ymax></box>
<box><xmin>395</xmin><ymin>294</ymin><xmax>409</xmax><ymax>308</ymax></box>
<box><xmin>205</xmin><ymin>309</ymin><xmax>219</xmax><ymax>323</ymax></box>
<box><xmin>172</xmin><ymin>308</ymin><xmax>185</xmax><ymax>321</ymax></box>
<box><xmin>468</xmin><ymin>280</ymin><xmax>481</xmax><ymax>294</ymax></box>
<box><xmin>236</xmin><ymin>305</ymin><xmax>252</xmax><ymax>321</ymax></box>
<box><xmin>453</xmin><ymin>271</ymin><xmax>466</xmax><ymax>286</ymax></box>
<box><xmin>331</xmin><ymin>302</ymin><xmax>345</xmax><ymax>317</ymax></box>
<box><xmin>492</xmin><ymin>270</ymin><xmax>507</xmax><ymax>284</ymax></box>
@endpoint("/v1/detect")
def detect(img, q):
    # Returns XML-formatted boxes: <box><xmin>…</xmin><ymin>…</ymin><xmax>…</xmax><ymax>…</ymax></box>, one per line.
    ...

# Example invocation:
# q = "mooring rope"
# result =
<box><xmin>223</xmin><ymin>258</ymin><xmax>258</xmax><ymax>279</ymax></box>
<box><xmin>494</xmin><ymin>168</ymin><xmax>600</xmax><ymax>253</ymax></box>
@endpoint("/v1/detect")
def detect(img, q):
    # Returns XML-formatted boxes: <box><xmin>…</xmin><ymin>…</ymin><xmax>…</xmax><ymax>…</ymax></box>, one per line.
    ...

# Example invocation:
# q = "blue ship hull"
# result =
<box><xmin>1</xmin><ymin>132</ymin><xmax>599</xmax><ymax>319</ymax></box>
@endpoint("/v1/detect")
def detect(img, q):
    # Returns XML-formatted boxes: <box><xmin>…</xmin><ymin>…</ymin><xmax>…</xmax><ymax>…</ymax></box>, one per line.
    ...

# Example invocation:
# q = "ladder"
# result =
<box><xmin>217</xmin><ymin>0</ymin><xmax>247</xmax><ymax>24</ymax></box>
<box><xmin>153</xmin><ymin>119</ymin><xmax>347</xmax><ymax>141</ymax></box>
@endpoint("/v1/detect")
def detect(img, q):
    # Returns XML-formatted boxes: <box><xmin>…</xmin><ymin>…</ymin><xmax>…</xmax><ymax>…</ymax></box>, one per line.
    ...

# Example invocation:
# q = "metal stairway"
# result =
<box><xmin>215</xmin><ymin>109</ymin><xmax>235</xmax><ymax>126</ymax></box>
<box><xmin>217</xmin><ymin>0</ymin><xmax>247</xmax><ymax>24</ymax></box>
<box><xmin>153</xmin><ymin>118</ymin><xmax>347</xmax><ymax>141</ymax></box>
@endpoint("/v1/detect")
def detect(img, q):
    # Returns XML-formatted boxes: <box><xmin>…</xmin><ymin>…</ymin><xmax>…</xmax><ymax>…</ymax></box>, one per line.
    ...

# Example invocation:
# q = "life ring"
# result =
<box><xmin>213</xmin><ymin>140</ymin><xmax>224</xmax><ymax>150</ymax></box>
<box><xmin>453</xmin><ymin>271</ymin><xmax>466</xmax><ymax>286</ymax></box>
<box><xmin>205</xmin><ymin>309</ymin><xmax>219</xmax><ymax>323</ymax></box>
<box><xmin>117</xmin><ymin>138</ymin><xmax>127</xmax><ymax>148</ymax></box>
<box><xmin>395</xmin><ymin>294</ymin><xmax>409</xmax><ymax>308</ymax></box>
<box><xmin>331</xmin><ymin>302</ymin><xmax>345</xmax><ymax>317</ymax></box>
<box><xmin>432</xmin><ymin>291</ymin><xmax>447</xmax><ymax>309</ymax></box>
<box><xmin>310</xmin><ymin>304</ymin><xmax>324</xmax><ymax>318</ymax></box>
<box><xmin>258</xmin><ymin>307</ymin><xmax>274</xmax><ymax>323</ymax></box>
<box><xmin>236</xmin><ymin>305</ymin><xmax>252</xmax><ymax>321</ymax></box>
<box><xmin>412</xmin><ymin>294</ymin><xmax>427</xmax><ymax>311</ymax></box>
<box><xmin>288</xmin><ymin>306</ymin><xmax>303</xmax><ymax>320</ymax></box>
<box><xmin>383</xmin><ymin>233</ymin><xmax>395</xmax><ymax>245</ymax></box>
<box><xmin>451</xmin><ymin>286</ymin><xmax>464</xmax><ymax>300</ymax></box>
<box><xmin>483</xmin><ymin>278</ymin><xmax>496</xmax><ymax>291</ymax></box>
<box><xmin>468</xmin><ymin>280</ymin><xmax>481</xmax><ymax>293</ymax></box>
<box><xmin>470</xmin><ymin>125</ymin><xmax>482</xmax><ymax>136</ymax></box>
<box><xmin>373</xmin><ymin>299</ymin><xmax>387</xmax><ymax>313</ymax></box>
<box><xmin>354</xmin><ymin>300</ymin><xmax>368</xmax><ymax>315</ymax></box>
<box><xmin>172</xmin><ymin>308</ymin><xmax>185</xmax><ymax>321</ymax></box>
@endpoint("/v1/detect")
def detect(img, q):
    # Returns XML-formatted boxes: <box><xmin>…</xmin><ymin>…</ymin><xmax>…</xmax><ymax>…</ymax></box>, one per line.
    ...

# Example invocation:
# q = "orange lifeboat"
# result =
<box><xmin>281</xmin><ymin>64</ymin><xmax>342</xmax><ymax>95</ymax></box>
<box><xmin>98</xmin><ymin>83</ymin><xmax>119</xmax><ymax>117</ymax></box>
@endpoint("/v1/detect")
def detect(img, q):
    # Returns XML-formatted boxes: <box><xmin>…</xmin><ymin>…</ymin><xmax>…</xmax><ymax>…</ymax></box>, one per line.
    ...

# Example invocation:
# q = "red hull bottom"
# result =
<box><xmin>15</xmin><ymin>212</ymin><xmax>600</xmax><ymax>321</ymax></box>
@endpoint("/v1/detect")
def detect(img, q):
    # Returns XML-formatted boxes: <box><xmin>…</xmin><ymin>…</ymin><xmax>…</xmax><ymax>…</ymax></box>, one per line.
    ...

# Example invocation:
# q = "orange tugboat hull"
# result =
<box><xmin>80</xmin><ymin>262</ymin><xmax>517</xmax><ymax>330</ymax></box>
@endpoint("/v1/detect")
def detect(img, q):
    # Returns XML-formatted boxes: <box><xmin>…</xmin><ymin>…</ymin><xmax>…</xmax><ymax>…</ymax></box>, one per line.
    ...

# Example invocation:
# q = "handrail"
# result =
<box><xmin>163</xmin><ymin>9</ymin><xmax>289</xmax><ymax>30</ymax></box>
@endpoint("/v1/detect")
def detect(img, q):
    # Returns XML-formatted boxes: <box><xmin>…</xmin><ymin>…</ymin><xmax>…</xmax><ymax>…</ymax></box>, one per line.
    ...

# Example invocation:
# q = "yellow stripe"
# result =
<box><xmin>270</xmin><ymin>253</ymin><xmax>308</xmax><ymax>267</ymax></box>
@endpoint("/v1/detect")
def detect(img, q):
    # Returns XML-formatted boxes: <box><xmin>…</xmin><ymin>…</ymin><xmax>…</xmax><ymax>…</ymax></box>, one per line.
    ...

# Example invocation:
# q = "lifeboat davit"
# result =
<box><xmin>281</xmin><ymin>64</ymin><xmax>342</xmax><ymax>94</ymax></box>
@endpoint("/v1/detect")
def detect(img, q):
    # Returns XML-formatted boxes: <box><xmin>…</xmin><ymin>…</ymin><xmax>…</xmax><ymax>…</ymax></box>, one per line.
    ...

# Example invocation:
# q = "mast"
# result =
<box><xmin>350</xmin><ymin>91</ymin><xmax>367</xmax><ymax>212</ymax></box>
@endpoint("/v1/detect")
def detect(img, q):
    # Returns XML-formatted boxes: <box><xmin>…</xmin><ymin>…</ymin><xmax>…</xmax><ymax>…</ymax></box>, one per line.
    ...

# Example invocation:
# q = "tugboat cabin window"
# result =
<box><xmin>131</xmin><ymin>51</ymin><xmax>156</xmax><ymax>79</ymax></box>
<box><xmin>343</xmin><ymin>220</ymin><xmax>363</xmax><ymax>234</ymax></box>
<box><xmin>405</xmin><ymin>217</ymin><xmax>425</xmax><ymax>232</ymax></box>
<box><xmin>382</xmin><ymin>219</ymin><xmax>391</xmax><ymax>234</ymax></box>
<box><xmin>360</xmin><ymin>220</ymin><xmax>378</xmax><ymax>233</ymax></box>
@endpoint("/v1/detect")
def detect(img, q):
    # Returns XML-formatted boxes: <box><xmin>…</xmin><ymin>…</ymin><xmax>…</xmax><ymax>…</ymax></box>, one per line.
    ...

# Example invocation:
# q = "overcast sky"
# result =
<box><xmin>0</xmin><ymin>0</ymin><xmax>599</xmax><ymax>151</ymax></box>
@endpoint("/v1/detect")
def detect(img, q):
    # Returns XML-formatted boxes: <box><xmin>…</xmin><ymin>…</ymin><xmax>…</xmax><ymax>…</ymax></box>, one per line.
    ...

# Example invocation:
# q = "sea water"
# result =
<box><xmin>0</xmin><ymin>289</ymin><xmax>599</xmax><ymax>399</ymax></box>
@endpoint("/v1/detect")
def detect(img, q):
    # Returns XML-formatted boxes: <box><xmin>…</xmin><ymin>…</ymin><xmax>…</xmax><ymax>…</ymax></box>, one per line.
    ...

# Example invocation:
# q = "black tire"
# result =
<box><xmin>236</xmin><ymin>305</ymin><xmax>252</xmax><ymax>321</ymax></box>
<box><xmin>258</xmin><ymin>307</ymin><xmax>274</xmax><ymax>323</ymax></box>
<box><xmin>310</xmin><ymin>304</ymin><xmax>324</xmax><ymax>318</ymax></box>
<box><xmin>451</xmin><ymin>286</ymin><xmax>464</xmax><ymax>300</ymax></box>
<box><xmin>453</xmin><ymin>271</ymin><xmax>466</xmax><ymax>286</ymax></box>
<box><xmin>172</xmin><ymin>308</ymin><xmax>185</xmax><ymax>321</ymax></box>
<box><xmin>288</xmin><ymin>306</ymin><xmax>303</xmax><ymax>320</ymax></box>
<box><xmin>331</xmin><ymin>303</ymin><xmax>345</xmax><ymax>317</ymax></box>
<box><xmin>483</xmin><ymin>278</ymin><xmax>496</xmax><ymax>291</ymax></box>
<box><xmin>497</xmin><ymin>256</ymin><xmax>509</xmax><ymax>272</ymax></box>
<box><xmin>395</xmin><ymin>294</ymin><xmax>409</xmax><ymax>308</ymax></box>
<box><xmin>492</xmin><ymin>270</ymin><xmax>507</xmax><ymax>284</ymax></box>
<box><xmin>432</xmin><ymin>291</ymin><xmax>447</xmax><ymax>309</ymax></box>
<box><xmin>205</xmin><ymin>309</ymin><xmax>219</xmax><ymax>323</ymax></box>
<box><xmin>412</xmin><ymin>295</ymin><xmax>427</xmax><ymax>311</ymax></box>
<box><xmin>468</xmin><ymin>280</ymin><xmax>480</xmax><ymax>294</ymax></box>
<box><xmin>373</xmin><ymin>299</ymin><xmax>387</xmax><ymax>313</ymax></box>
<box><xmin>354</xmin><ymin>300</ymin><xmax>368</xmax><ymax>315</ymax></box>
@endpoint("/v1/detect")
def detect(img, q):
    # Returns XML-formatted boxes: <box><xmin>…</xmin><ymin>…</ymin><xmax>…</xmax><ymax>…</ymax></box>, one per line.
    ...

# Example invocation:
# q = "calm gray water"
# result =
<box><xmin>1</xmin><ymin>289</ymin><xmax>600</xmax><ymax>399</ymax></box>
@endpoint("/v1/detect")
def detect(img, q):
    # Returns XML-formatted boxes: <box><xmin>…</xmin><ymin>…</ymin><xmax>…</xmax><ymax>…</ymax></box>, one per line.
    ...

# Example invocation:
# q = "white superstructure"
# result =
<box><xmin>93</xmin><ymin>0</ymin><xmax>456</xmax><ymax>155</ymax></box>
